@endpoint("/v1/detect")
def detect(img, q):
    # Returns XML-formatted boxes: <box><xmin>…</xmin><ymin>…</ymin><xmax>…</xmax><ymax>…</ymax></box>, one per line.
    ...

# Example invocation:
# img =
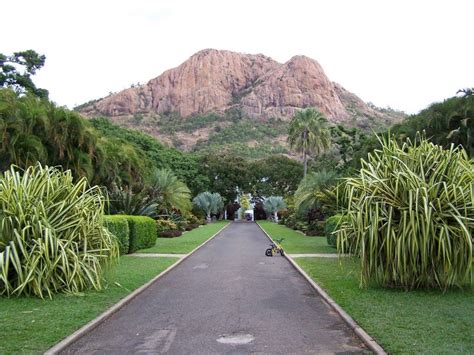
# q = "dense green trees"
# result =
<box><xmin>91</xmin><ymin>118</ymin><xmax>209</xmax><ymax>195</ymax></box>
<box><xmin>0</xmin><ymin>89</ymin><xmax>147</xmax><ymax>187</ymax></box>
<box><xmin>288</xmin><ymin>108</ymin><xmax>331</xmax><ymax>176</ymax></box>
<box><xmin>249</xmin><ymin>155</ymin><xmax>304</xmax><ymax>198</ymax></box>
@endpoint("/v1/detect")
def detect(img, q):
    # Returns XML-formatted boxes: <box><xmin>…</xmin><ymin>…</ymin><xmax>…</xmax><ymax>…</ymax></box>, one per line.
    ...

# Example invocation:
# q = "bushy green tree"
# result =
<box><xmin>249</xmin><ymin>155</ymin><xmax>303</xmax><ymax>198</ymax></box>
<box><xmin>0</xmin><ymin>49</ymin><xmax>48</xmax><ymax>98</ymax></box>
<box><xmin>198</xmin><ymin>153</ymin><xmax>250</xmax><ymax>203</ymax></box>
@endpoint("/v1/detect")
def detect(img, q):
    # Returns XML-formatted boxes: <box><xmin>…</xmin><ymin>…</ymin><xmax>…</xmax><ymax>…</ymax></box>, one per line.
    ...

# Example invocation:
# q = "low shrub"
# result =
<box><xmin>186</xmin><ymin>223</ymin><xmax>200</xmax><ymax>231</ymax></box>
<box><xmin>159</xmin><ymin>230</ymin><xmax>183</xmax><ymax>238</ymax></box>
<box><xmin>125</xmin><ymin>216</ymin><xmax>156</xmax><ymax>253</ymax></box>
<box><xmin>156</xmin><ymin>219</ymin><xmax>178</xmax><ymax>233</ymax></box>
<box><xmin>104</xmin><ymin>215</ymin><xmax>130</xmax><ymax>255</ymax></box>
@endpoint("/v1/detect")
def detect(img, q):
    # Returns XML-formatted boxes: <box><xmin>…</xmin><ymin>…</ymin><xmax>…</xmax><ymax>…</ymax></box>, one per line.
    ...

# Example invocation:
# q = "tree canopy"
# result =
<box><xmin>0</xmin><ymin>50</ymin><xmax>48</xmax><ymax>98</ymax></box>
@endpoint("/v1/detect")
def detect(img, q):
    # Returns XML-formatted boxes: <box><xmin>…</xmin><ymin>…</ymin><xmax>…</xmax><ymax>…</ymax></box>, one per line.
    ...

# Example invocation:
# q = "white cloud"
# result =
<box><xmin>3</xmin><ymin>0</ymin><xmax>473</xmax><ymax>113</ymax></box>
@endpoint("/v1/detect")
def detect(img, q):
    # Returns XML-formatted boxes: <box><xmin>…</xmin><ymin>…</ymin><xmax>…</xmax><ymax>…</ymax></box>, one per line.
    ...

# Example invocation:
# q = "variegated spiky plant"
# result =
<box><xmin>337</xmin><ymin>135</ymin><xmax>474</xmax><ymax>290</ymax></box>
<box><xmin>0</xmin><ymin>164</ymin><xmax>118</xmax><ymax>298</ymax></box>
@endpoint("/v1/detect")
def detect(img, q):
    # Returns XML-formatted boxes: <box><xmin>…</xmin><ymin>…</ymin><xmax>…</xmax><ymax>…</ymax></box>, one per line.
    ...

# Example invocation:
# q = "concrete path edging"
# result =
<box><xmin>288</xmin><ymin>253</ymin><xmax>348</xmax><ymax>258</ymax></box>
<box><xmin>256</xmin><ymin>222</ymin><xmax>387</xmax><ymax>355</ymax></box>
<box><xmin>130</xmin><ymin>253</ymin><xmax>187</xmax><ymax>258</ymax></box>
<box><xmin>45</xmin><ymin>222</ymin><xmax>231</xmax><ymax>355</ymax></box>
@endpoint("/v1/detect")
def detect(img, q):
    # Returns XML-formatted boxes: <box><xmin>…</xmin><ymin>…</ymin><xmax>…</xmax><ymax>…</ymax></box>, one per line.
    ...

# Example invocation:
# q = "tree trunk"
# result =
<box><xmin>303</xmin><ymin>150</ymin><xmax>307</xmax><ymax>177</ymax></box>
<box><xmin>274</xmin><ymin>211</ymin><xmax>278</xmax><ymax>223</ymax></box>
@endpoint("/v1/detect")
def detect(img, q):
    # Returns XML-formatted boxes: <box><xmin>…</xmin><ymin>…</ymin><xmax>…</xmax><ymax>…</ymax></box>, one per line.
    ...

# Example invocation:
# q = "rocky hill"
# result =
<box><xmin>77</xmin><ymin>49</ymin><xmax>405</xmax><ymax>155</ymax></box>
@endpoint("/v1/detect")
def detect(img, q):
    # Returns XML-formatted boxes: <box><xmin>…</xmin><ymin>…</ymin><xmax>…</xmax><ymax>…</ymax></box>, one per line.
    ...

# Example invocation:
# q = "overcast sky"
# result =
<box><xmin>3</xmin><ymin>0</ymin><xmax>473</xmax><ymax>114</ymax></box>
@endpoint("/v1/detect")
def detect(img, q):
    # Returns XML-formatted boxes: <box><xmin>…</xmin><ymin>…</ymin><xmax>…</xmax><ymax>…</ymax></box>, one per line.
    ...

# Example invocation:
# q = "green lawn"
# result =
<box><xmin>0</xmin><ymin>256</ymin><xmax>178</xmax><ymax>354</ymax></box>
<box><xmin>257</xmin><ymin>221</ymin><xmax>335</xmax><ymax>254</ymax></box>
<box><xmin>296</xmin><ymin>257</ymin><xmax>474</xmax><ymax>354</ymax></box>
<box><xmin>138</xmin><ymin>221</ymin><xmax>229</xmax><ymax>254</ymax></box>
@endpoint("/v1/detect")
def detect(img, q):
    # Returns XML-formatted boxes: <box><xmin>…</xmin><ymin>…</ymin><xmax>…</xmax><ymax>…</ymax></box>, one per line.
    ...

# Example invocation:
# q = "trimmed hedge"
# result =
<box><xmin>104</xmin><ymin>215</ymin><xmax>130</xmax><ymax>255</ymax></box>
<box><xmin>124</xmin><ymin>216</ymin><xmax>157</xmax><ymax>253</ymax></box>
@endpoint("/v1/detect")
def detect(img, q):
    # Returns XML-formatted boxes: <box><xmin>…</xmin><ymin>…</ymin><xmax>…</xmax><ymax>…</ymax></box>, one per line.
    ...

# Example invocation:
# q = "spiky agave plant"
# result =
<box><xmin>0</xmin><ymin>164</ymin><xmax>119</xmax><ymax>298</ymax></box>
<box><xmin>337</xmin><ymin>135</ymin><xmax>474</xmax><ymax>290</ymax></box>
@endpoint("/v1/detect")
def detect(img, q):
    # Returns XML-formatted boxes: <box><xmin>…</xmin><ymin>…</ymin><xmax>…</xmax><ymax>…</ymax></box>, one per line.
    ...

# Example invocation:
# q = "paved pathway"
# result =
<box><xmin>61</xmin><ymin>222</ymin><xmax>366</xmax><ymax>354</ymax></box>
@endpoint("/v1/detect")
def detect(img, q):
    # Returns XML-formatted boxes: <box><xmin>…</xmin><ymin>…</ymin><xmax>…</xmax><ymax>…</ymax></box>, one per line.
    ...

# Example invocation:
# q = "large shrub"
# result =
<box><xmin>104</xmin><ymin>215</ymin><xmax>130</xmax><ymax>255</ymax></box>
<box><xmin>337</xmin><ymin>136</ymin><xmax>474</xmax><ymax>290</ymax></box>
<box><xmin>0</xmin><ymin>165</ymin><xmax>118</xmax><ymax>298</ymax></box>
<box><xmin>125</xmin><ymin>216</ymin><xmax>156</xmax><ymax>253</ymax></box>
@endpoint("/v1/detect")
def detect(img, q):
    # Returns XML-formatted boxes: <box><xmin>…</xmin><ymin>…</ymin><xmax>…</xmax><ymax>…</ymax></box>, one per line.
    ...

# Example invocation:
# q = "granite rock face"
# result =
<box><xmin>79</xmin><ymin>49</ymin><xmax>402</xmax><ymax>128</ymax></box>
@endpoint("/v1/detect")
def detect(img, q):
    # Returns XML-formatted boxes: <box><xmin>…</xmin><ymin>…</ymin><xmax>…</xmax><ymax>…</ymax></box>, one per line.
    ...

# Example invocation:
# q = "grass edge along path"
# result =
<box><xmin>0</xmin><ymin>256</ymin><xmax>178</xmax><ymax>354</ymax></box>
<box><xmin>257</xmin><ymin>220</ymin><xmax>335</xmax><ymax>254</ymax></box>
<box><xmin>138</xmin><ymin>220</ymin><xmax>230</xmax><ymax>254</ymax></box>
<box><xmin>296</xmin><ymin>257</ymin><xmax>474</xmax><ymax>354</ymax></box>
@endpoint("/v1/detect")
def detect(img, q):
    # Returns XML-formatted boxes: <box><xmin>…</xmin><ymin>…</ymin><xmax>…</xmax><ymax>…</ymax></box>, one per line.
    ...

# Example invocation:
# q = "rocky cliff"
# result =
<box><xmin>78</xmin><ymin>49</ymin><xmax>403</xmax><ymax>129</ymax></box>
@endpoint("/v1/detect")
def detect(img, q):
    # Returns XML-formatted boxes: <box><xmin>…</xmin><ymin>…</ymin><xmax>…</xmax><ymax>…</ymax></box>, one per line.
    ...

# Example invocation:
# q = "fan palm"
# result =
<box><xmin>294</xmin><ymin>170</ymin><xmax>337</xmax><ymax>213</ymax></box>
<box><xmin>263</xmin><ymin>196</ymin><xmax>287</xmax><ymax>222</ymax></box>
<box><xmin>150</xmin><ymin>169</ymin><xmax>192</xmax><ymax>214</ymax></box>
<box><xmin>193</xmin><ymin>192</ymin><xmax>224</xmax><ymax>222</ymax></box>
<box><xmin>288</xmin><ymin>108</ymin><xmax>331</xmax><ymax>176</ymax></box>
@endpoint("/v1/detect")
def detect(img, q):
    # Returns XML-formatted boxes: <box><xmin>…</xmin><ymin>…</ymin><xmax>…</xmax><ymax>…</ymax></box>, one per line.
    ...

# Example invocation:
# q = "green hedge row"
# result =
<box><xmin>104</xmin><ymin>215</ymin><xmax>156</xmax><ymax>254</ymax></box>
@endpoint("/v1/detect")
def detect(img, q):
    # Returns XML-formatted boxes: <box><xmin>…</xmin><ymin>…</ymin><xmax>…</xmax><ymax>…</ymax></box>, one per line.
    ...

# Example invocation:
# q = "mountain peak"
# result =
<box><xmin>78</xmin><ymin>49</ymin><xmax>403</xmax><ymax>129</ymax></box>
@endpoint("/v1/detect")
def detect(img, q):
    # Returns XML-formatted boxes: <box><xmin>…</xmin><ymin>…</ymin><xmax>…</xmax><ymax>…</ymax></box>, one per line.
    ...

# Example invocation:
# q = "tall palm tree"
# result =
<box><xmin>263</xmin><ymin>196</ymin><xmax>286</xmax><ymax>223</ymax></box>
<box><xmin>288</xmin><ymin>108</ymin><xmax>331</xmax><ymax>177</ymax></box>
<box><xmin>150</xmin><ymin>169</ymin><xmax>192</xmax><ymax>215</ymax></box>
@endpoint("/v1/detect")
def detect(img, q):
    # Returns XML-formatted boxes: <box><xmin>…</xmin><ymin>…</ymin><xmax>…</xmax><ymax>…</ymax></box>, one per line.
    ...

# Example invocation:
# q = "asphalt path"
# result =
<box><xmin>61</xmin><ymin>222</ymin><xmax>366</xmax><ymax>354</ymax></box>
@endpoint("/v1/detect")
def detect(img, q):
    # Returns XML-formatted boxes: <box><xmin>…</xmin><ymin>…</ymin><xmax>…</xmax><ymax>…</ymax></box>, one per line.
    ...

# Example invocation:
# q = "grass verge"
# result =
<box><xmin>296</xmin><ymin>257</ymin><xmax>474</xmax><ymax>354</ymax></box>
<box><xmin>257</xmin><ymin>221</ymin><xmax>335</xmax><ymax>254</ymax></box>
<box><xmin>138</xmin><ymin>221</ymin><xmax>229</xmax><ymax>254</ymax></box>
<box><xmin>0</xmin><ymin>256</ymin><xmax>178</xmax><ymax>354</ymax></box>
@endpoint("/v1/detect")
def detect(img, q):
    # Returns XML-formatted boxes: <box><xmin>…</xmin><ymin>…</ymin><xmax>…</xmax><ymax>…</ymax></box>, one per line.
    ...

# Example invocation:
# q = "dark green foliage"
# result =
<box><xmin>249</xmin><ymin>155</ymin><xmax>304</xmax><ymax>197</ymax></box>
<box><xmin>198</xmin><ymin>153</ymin><xmax>250</xmax><ymax>203</ymax></box>
<box><xmin>125</xmin><ymin>216</ymin><xmax>157</xmax><ymax>253</ymax></box>
<box><xmin>103</xmin><ymin>215</ymin><xmax>130</xmax><ymax>255</ymax></box>
<box><xmin>159</xmin><ymin>230</ymin><xmax>183</xmax><ymax>238</ymax></box>
<box><xmin>325</xmin><ymin>214</ymin><xmax>345</xmax><ymax>247</ymax></box>
<box><xmin>0</xmin><ymin>50</ymin><xmax>48</xmax><ymax>98</ymax></box>
<box><xmin>0</xmin><ymin>89</ymin><xmax>150</xmax><ymax>188</ymax></box>
<box><xmin>91</xmin><ymin>118</ymin><xmax>209</xmax><ymax>195</ymax></box>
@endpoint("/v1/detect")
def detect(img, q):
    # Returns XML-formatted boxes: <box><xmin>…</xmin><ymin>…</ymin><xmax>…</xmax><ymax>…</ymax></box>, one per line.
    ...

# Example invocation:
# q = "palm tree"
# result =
<box><xmin>288</xmin><ymin>108</ymin><xmax>331</xmax><ymax>176</ymax></box>
<box><xmin>150</xmin><ymin>169</ymin><xmax>192</xmax><ymax>215</ymax></box>
<box><xmin>193</xmin><ymin>191</ymin><xmax>224</xmax><ymax>222</ymax></box>
<box><xmin>263</xmin><ymin>196</ymin><xmax>286</xmax><ymax>223</ymax></box>
<box><xmin>294</xmin><ymin>170</ymin><xmax>337</xmax><ymax>214</ymax></box>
